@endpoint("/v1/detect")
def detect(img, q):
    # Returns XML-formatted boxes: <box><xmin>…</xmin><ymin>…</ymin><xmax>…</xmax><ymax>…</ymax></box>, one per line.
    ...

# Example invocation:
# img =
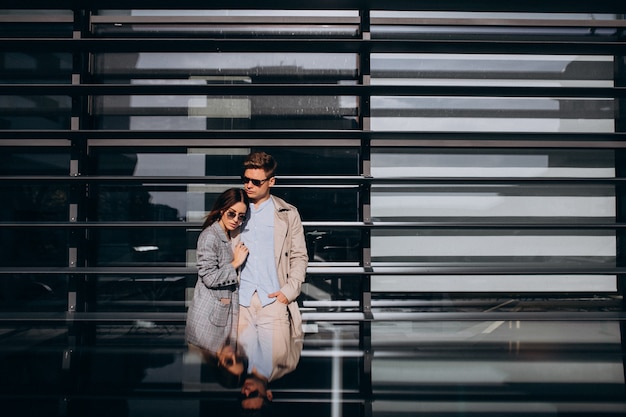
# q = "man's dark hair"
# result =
<box><xmin>239</xmin><ymin>402</ymin><xmax>274</xmax><ymax>417</ymax></box>
<box><xmin>243</xmin><ymin>151</ymin><xmax>277</xmax><ymax>178</ymax></box>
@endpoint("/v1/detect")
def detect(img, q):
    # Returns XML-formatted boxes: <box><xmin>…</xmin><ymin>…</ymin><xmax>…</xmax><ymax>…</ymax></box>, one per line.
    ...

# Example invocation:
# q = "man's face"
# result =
<box><xmin>242</xmin><ymin>168</ymin><xmax>274</xmax><ymax>204</ymax></box>
<box><xmin>240</xmin><ymin>375</ymin><xmax>272</xmax><ymax>410</ymax></box>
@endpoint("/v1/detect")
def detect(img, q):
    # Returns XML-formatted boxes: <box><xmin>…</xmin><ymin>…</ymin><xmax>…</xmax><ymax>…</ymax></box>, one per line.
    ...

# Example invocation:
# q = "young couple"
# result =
<box><xmin>185</xmin><ymin>151</ymin><xmax>308</xmax><ymax>410</ymax></box>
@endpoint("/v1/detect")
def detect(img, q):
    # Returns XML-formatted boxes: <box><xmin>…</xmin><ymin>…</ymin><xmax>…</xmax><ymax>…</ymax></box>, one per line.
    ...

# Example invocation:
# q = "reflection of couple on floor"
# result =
<box><xmin>185</xmin><ymin>151</ymin><xmax>307</xmax><ymax>410</ymax></box>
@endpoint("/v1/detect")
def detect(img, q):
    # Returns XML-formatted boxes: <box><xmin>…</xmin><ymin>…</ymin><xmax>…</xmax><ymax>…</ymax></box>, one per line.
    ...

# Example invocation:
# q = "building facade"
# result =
<box><xmin>1</xmin><ymin>1</ymin><xmax>625</xmax><ymax>415</ymax></box>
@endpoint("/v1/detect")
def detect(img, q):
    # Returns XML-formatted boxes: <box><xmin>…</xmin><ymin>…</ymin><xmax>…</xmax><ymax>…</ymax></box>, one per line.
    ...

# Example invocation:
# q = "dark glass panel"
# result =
<box><xmin>272</xmin><ymin>187</ymin><xmax>358</xmax><ymax>222</ymax></box>
<box><xmin>246</xmin><ymin>147</ymin><xmax>359</xmax><ymax>176</ymax></box>
<box><xmin>0</xmin><ymin>273</ymin><xmax>68</xmax><ymax>312</ymax></box>
<box><xmin>92</xmin><ymin>146</ymin><xmax>359</xmax><ymax>176</ymax></box>
<box><xmin>0</xmin><ymin>184</ymin><xmax>69</xmax><ymax>223</ymax></box>
<box><xmin>0</xmin><ymin>95</ymin><xmax>71</xmax><ymax>130</ymax></box>
<box><xmin>0</xmin><ymin>22</ymin><xmax>73</xmax><ymax>37</ymax></box>
<box><xmin>0</xmin><ymin>148</ymin><xmax>70</xmax><ymax>175</ymax></box>
<box><xmin>0</xmin><ymin>9</ymin><xmax>73</xmax><ymax>38</ymax></box>
<box><xmin>0</xmin><ymin>52</ymin><xmax>72</xmax><ymax>82</ymax></box>
<box><xmin>94</xmin><ymin>185</ymin><xmax>186</xmax><ymax>222</ymax></box>
<box><xmin>0</xmin><ymin>227</ymin><xmax>67</xmax><ymax>267</ymax></box>
<box><xmin>302</xmin><ymin>275</ymin><xmax>363</xmax><ymax>304</ymax></box>
<box><xmin>93</xmin><ymin>273</ymin><xmax>190</xmax><ymax>312</ymax></box>
<box><xmin>92</xmin><ymin>228</ymin><xmax>189</xmax><ymax>267</ymax></box>
<box><xmin>304</xmin><ymin>228</ymin><xmax>361</xmax><ymax>263</ymax></box>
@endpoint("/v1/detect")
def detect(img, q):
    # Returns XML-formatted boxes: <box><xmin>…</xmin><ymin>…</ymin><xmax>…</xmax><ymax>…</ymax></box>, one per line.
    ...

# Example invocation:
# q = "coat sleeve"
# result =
<box><xmin>196</xmin><ymin>226</ymin><xmax>238</xmax><ymax>289</ymax></box>
<box><xmin>281</xmin><ymin>206</ymin><xmax>308</xmax><ymax>302</ymax></box>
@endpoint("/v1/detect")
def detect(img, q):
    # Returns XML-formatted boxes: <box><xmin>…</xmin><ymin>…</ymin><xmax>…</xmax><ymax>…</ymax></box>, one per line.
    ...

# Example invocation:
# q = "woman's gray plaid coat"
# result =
<box><xmin>185</xmin><ymin>221</ymin><xmax>240</xmax><ymax>353</ymax></box>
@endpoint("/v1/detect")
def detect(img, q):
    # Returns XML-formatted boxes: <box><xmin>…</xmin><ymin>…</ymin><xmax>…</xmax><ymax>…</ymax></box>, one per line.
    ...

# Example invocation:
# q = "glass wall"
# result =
<box><xmin>0</xmin><ymin>3</ymin><xmax>623</xmax><ymax>332</ymax></box>
<box><xmin>2</xmin><ymin>3</ymin><xmax>625</xmax><ymax>416</ymax></box>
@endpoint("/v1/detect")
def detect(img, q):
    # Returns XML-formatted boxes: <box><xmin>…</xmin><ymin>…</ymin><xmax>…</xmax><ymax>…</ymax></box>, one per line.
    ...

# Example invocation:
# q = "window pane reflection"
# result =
<box><xmin>94</xmin><ymin>52</ymin><xmax>357</xmax><ymax>81</ymax></box>
<box><xmin>91</xmin><ymin>147</ymin><xmax>360</xmax><ymax>224</ymax></box>
<box><xmin>92</xmin><ymin>51</ymin><xmax>358</xmax><ymax>130</ymax></box>
<box><xmin>370</xmin><ymin>148</ymin><xmax>617</xmax><ymax>293</ymax></box>
<box><xmin>371</xmin><ymin>96</ymin><xmax>614</xmax><ymax>133</ymax></box>
<box><xmin>372</xmin><ymin>54</ymin><xmax>613</xmax><ymax>88</ymax></box>
<box><xmin>370</xmin><ymin>51</ymin><xmax>614</xmax><ymax>133</ymax></box>
<box><xmin>92</xmin><ymin>9</ymin><xmax>360</xmax><ymax>38</ymax></box>
<box><xmin>93</xmin><ymin>95</ymin><xmax>358</xmax><ymax>130</ymax></box>
<box><xmin>371</xmin><ymin>319</ymin><xmax>624</xmax><ymax>415</ymax></box>
<box><xmin>370</xmin><ymin>11</ymin><xmax>621</xmax><ymax>40</ymax></box>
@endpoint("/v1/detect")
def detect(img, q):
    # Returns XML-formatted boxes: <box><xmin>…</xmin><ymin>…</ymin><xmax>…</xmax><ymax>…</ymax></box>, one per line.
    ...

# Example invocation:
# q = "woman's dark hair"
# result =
<box><xmin>202</xmin><ymin>188</ymin><xmax>249</xmax><ymax>230</ymax></box>
<box><xmin>216</xmin><ymin>354</ymin><xmax>249</xmax><ymax>389</ymax></box>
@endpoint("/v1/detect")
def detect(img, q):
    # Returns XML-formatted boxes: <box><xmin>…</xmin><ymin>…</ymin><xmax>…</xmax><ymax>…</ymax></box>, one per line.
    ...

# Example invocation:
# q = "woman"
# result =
<box><xmin>185</xmin><ymin>188</ymin><xmax>250</xmax><ymax>385</ymax></box>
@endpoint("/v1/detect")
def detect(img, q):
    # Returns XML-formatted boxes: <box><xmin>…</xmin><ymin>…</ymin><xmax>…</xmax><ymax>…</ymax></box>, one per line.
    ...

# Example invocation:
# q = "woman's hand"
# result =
<box><xmin>231</xmin><ymin>242</ymin><xmax>249</xmax><ymax>269</ymax></box>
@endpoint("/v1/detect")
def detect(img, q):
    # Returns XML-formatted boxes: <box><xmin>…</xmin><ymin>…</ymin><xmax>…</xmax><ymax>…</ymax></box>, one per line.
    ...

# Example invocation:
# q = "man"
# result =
<box><xmin>235</xmin><ymin>151</ymin><xmax>308</xmax><ymax>409</ymax></box>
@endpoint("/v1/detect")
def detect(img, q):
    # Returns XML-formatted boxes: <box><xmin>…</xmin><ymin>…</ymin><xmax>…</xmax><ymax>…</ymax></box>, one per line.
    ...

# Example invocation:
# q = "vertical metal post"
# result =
<box><xmin>616</xmin><ymin>18</ymin><xmax>626</xmax><ymax>309</ymax></box>
<box><xmin>68</xmin><ymin>8</ymin><xmax>91</xmax><ymax>315</ymax></box>
<box><xmin>359</xmin><ymin>8</ymin><xmax>373</xmax><ymax>320</ymax></box>
<box><xmin>613</xmin><ymin>14</ymin><xmax>626</xmax><ymax>401</ymax></box>
<box><xmin>358</xmin><ymin>7</ymin><xmax>374</xmax><ymax>414</ymax></box>
<box><xmin>64</xmin><ymin>8</ymin><xmax>92</xmax><ymax>417</ymax></box>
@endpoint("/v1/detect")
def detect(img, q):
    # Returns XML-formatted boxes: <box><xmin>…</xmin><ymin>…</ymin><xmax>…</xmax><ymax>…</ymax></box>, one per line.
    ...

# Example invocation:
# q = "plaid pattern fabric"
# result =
<box><xmin>185</xmin><ymin>222</ymin><xmax>240</xmax><ymax>353</ymax></box>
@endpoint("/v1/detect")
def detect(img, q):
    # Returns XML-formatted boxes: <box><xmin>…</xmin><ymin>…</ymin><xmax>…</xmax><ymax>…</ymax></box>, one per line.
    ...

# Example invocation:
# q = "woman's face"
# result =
<box><xmin>217</xmin><ymin>344</ymin><xmax>244</xmax><ymax>377</ymax></box>
<box><xmin>220</xmin><ymin>201</ymin><xmax>247</xmax><ymax>231</ymax></box>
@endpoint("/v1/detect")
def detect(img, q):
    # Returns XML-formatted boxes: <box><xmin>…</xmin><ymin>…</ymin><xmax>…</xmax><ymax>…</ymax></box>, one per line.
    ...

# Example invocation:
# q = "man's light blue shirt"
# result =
<box><xmin>239</xmin><ymin>197</ymin><xmax>280</xmax><ymax>307</ymax></box>
<box><xmin>245</xmin><ymin>325</ymin><xmax>272</xmax><ymax>379</ymax></box>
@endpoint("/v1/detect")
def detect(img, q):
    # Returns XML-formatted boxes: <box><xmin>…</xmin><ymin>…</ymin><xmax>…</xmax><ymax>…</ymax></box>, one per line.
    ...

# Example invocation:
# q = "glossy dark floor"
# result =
<box><xmin>2</xmin><ymin>297</ymin><xmax>626</xmax><ymax>417</ymax></box>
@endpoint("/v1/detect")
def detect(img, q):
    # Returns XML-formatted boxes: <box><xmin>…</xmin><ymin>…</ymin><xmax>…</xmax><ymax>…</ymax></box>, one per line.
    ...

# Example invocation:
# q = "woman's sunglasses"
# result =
<box><xmin>226</xmin><ymin>210</ymin><xmax>246</xmax><ymax>223</ymax></box>
<box><xmin>219</xmin><ymin>356</ymin><xmax>238</xmax><ymax>368</ymax></box>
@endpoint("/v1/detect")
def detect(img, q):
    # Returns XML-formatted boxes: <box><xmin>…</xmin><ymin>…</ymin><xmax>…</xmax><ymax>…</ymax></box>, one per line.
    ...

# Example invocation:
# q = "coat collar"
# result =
<box><xmin>209</xmin><ymin>221</ymin><xmax>230</xmax><ymax>243</ymax></box>
<box><xmin>270</xmin><ymin>195</ymin><xmax>292</xmax><ymax>213</ymax></box>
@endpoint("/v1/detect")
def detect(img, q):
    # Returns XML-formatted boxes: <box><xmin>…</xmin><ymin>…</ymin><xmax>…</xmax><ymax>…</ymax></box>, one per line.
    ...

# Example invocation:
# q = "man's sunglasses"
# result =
<box><xmin>241</xmin><ymin>175</ymin><xmax>270</xmax><ymax>187</ymax></box>
<box><xmin>226</xmin><ymin>210</ymin><xmax>246</xmax><ymax>223</ymax></box>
